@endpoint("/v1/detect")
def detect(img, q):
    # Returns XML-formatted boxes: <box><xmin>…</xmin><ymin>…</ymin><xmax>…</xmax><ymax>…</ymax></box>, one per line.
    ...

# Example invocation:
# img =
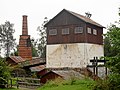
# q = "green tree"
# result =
<box><xmin>31</xmin><ymin>38</ymin><xmax>38</xmax><ymax>57</ymax></box>
<box><xmin>0</xmin><ymin>58</ymin><xmax>11</xmax><ymax>88</ymax></box>
<box><xmin>94</xmin><ymin>8</ymin><xmax>120</xmax><ymax>90</ymax></box>
<box><xmin>104</xmin><ymin>25</ymin><xmax>120</xmax><ymax>57</ymax></box>
<box><xmin>37</xmin><ymin>17</ymin><xmax>48</xmax><ymax>58</ymax></box>
<box><xmin>0</xmin><ymin>21</ymin><xmax>16</xmax><ymax>57</ymax></box>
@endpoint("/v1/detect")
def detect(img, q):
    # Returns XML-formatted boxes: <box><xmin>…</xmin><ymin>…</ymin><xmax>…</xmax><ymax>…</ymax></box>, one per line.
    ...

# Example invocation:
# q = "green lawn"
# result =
<box><xmin>0</xmin><ymin>88</ymin><xmax>18</xmax><ymax>90</ymax></box>
<box><xmin>37</xmin><ymin>78</ymin><xmax>95</xmax><ymax>90</ymax></box>
<box><xmin>0</xmin><ymin>78</ymin><xmax>95</xmax><ymax>90</ymax></box>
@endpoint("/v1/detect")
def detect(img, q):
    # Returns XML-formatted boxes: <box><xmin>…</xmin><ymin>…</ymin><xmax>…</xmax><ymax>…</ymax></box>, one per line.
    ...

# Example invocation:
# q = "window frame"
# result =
<box><xmin>74</xmin><ymin>27</ymin><xmax>83</xmax><ymax>34</ymax></box>
<box><xmin>87</xmin><ymin>27</ymin><xmax>92</xmax><ymax>34</ymax></box>
<box><xmin>49</xmin><ymin>29</ymin><xmax>57</xmax><ymax>35</ymax></box>
<box><xmin>62</xmin><ymin>28</ymin><xmax>69</xmax><ymax>35</ymax></box>
<box><xmin>93</xmin><ymin>29</ymin><xmax>97</xmax><ymax>35</ymax></box>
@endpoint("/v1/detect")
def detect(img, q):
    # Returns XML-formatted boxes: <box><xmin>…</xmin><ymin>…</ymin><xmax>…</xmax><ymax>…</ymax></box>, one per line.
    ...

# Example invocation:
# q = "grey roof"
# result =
<box><xmin>53</xmin><ymin>70</ymin><xmax>84</xmax><ymax>80</ymax></box>
<box><xmin>67</xmin><ymin>9</ymin><xmax>104</xmax><ymax>28</ymax></box>
<box><xmin>45</xmin><ymin>9</ymin><xmax>104</xmax><ymax>28</ymax></box>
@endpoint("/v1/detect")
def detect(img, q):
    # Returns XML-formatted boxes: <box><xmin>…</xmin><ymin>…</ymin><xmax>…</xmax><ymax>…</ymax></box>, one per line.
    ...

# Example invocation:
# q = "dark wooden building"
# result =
<box><xmin>40</xmin><ymin>71</ymin><xmax>63</xmax><ymax>84</ymax></box>
<box><xmin>45</xmin><ymin>9</ymin><xmax>104</xmax><ymax>68</ymax></box>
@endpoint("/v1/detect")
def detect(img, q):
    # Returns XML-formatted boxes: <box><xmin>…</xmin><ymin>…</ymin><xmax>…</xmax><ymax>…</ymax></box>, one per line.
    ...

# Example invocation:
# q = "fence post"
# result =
<box><xmin>93</xmin><ymin>57</ymin><xmax>96</xmax><ymax>80</ymax></box>
<box><xmin>104</xmin><ymin>60</ymin><xmax>107</xmax><ymax>77</ymax></box>
<box><xmin>10</xmin><ymin>79</ymin><xmax>12</xmax><ymax>88</ymax></box>
<box><xmin>96</xmin><ymin>57</ymin><xmax>98</xmax><ymax>76</ymax></box>
<box><xmin>7</xmin><ymin>79</ymin><xmax>9</xmax><ymax>88</ymax></box>
<box><xmin>17</xmin><ymin>78</ymin><xmax>19</xmax><ymax>89</ymax></box>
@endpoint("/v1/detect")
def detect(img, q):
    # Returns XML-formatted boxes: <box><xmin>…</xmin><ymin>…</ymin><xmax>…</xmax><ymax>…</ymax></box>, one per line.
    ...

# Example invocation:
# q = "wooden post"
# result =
<box><xmin>104</xmin><ymin>60</ymin><xmax>107</xmax><ymax>77</ymax></box>
<box><xmin>7</xmin><ymin>79</ymin><xmax>9</xmax><ymax>88</ymax></box>
<box><xmin>10</xmin><ymin>79</ymin><xmax>12</xmax><ymax>88</ymax></box>
<box><xmin>96</xmin><ymin>57</ymin><xmax>98</xmax><ymax>76</ymax></box>
<box><xmin>17</xmin><ymin>78</ymin><xmax>19</xmax><ymax>89</ymax></box>
<box><xmin>93</xmin><ymin>57</ymin><xmax>96</xmax><ymax>80</ymax></box>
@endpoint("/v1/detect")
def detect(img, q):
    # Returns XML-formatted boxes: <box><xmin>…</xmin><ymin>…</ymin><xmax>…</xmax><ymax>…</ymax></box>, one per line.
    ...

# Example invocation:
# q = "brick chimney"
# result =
<box><xmin>18</xmin><ymin>15</ymin><xmax>32</xmax><ymax>60</ymax></box>
<box><xmin>22</xmin><ymin>15</ymin><xmax>28</xmax><ymax>35</ymax></box>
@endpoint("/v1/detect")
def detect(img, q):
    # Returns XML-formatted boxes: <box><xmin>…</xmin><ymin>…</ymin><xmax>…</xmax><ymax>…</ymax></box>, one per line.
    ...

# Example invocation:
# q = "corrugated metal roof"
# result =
<box><xmin>19</xmin><ymin>57</ymin><xmax>46</xmax><ymax>67</ymax></box>
<box><xmin>8</xmin><ymin>56</ymin><xmax>25</xmax><ymax>63</ymax></box>
<box><xmin>30</xmin><ymin>65</ymin><xmax>45</xmax><ymax>72</ymax></box>
<box><xmin>67</xmin><ymin>9</ymin><xmax>104</xmax><ymax>28</ymax></box>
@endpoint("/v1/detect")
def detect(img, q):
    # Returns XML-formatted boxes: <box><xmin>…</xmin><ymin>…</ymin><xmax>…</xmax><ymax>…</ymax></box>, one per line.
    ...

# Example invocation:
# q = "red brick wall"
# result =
<box><xmin>18</xmin><ymin>15</ymin><xmax>32</xmax><ymax>60</ymax></box>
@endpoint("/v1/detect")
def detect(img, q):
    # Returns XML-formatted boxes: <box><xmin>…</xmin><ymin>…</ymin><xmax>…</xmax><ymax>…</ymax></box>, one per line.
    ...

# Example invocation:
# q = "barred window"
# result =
<box><xmin>49</xmin><ymin>29</ymin><xmax>57</xmax><ymax>35</ymax></box>
<box><xmin>87</xmin><ymin>27</ymin><xmax>92</xmax><ymax>34</ymax></box>
<box><xmin>62</xmin><ymin>28</ymin><xmax>69</xmax><ymax>35</ymax></box>
<box><xmin>74</xmin><ymin>27</ymin><xmax>83</xmax><ymax>33</ymax></box>
<box><xmin>93</xmin><ymin>29</ymin><xmax>97</xmax><ymax>35</ymax></box>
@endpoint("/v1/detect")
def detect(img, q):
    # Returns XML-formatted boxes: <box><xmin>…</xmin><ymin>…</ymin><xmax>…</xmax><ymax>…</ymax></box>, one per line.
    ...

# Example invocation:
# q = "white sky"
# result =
<box><xmin>0</xmin><ymin>0</ymin><xmax>120</xmax><ymax>44</ymax></box>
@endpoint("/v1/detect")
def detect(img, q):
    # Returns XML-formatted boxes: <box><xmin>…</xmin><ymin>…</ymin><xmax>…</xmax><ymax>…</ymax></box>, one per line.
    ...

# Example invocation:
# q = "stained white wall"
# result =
<box><xmin>46</xmin><ymin>43</ymin><xmax>104</xmax><ymax>68</ymax></box>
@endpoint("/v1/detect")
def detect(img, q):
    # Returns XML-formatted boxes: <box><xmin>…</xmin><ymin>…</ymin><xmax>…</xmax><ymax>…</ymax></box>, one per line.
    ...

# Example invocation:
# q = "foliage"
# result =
<box><xmin>104</xmin><ymin>8</ymin><xmax>120</xmax><ymax>73</ymax></box>
<box><xmin>0</xmin><ymin>21</ymin><xmax>16</xmax><ymax>57</ymax></box>
<box><xmin>31</xmin><ymin>38</ymin><xmax>38</xmax><ymax>57</ymax></box>
<box><xmin>95</xmin><ymin>7</ymin><xmax>120</xmax><ymax>90</ymax></box>
<box><xmin>0</xmin><ymin>58</ymin><xmax>11</xmax><ymax>86</ymax></box>
<box><xmin>104</xmin><ymin>25</ymin><xmax>120</xmax><ymax>57</ymax></box>
<box><xmin>36</xmin><ymin>17</ymin><xmax>48</xmax><ymax>58</ymax></box>
<box><xmin>38</xmin><ymin>78</ymin><xmax>94</xmax><ymax>90</ymax></box>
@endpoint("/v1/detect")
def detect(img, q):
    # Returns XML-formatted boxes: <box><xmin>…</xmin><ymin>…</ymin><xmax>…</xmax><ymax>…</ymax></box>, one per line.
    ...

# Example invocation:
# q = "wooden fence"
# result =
<box><xmin>87</xmin><ymin>57</ymin><xmax>108</xmax><ymax>80</ymax></box>
<box><xmin>8</xmin><ymin>77</ymin><xmax>40</xmax><ymax>89</ymax></box>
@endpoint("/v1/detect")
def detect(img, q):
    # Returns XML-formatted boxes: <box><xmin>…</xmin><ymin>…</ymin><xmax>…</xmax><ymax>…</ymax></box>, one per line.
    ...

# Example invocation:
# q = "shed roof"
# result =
<box><xmin>41</xmin><ymin>70</ymin><xmax>84</xmax><ymax>80</ymax></box>
<box><xmin>19</xmin><ymin>57</ymin><xmax>46</xmax><ymax>67</ymax></box>
<box><xmin>30</xmin><ymin>65</ymin><xmax>45</xmax><ymax>72</ymax></box>
<box><xmin>45</xmin><ymin>9</ymin><xmax>104</xmax><ymax>28</ymax></box>
<box><xmin>53</xmin><ymin>70</ymin><xmax>84</xmax><ymax>80</ymax></box>
<box><xmin>7</xmin><ymin>56</ymin><xmax>25</xmax><ymax>63</ymax></box>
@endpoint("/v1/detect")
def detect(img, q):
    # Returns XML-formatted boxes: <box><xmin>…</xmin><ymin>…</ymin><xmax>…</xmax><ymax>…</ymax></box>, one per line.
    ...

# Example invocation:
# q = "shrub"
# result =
<box><xmin>0</xmin><ymin>58</ymin><xmax>11</xmax><ymax>88</ymax></box>
<box><xmin>93</xmin><ymin>74</ymin><xmax>120</xmax><ymax>90</ymax></box>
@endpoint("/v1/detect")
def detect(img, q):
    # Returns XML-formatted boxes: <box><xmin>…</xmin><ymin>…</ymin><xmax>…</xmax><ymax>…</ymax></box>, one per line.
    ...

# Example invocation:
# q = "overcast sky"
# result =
<box><xmin>0</xmin><ymin>0</ymin><xmax>119</xmax><ymax>43</ymax></box>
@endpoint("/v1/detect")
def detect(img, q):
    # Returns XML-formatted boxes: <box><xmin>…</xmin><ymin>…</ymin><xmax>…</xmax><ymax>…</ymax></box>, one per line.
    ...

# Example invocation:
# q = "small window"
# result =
<box><xmin>62</xmin><ymin>28</ymin><xmax>69</xmax><ymax>35</ymax></box>
<box><xmin>75</xmin><ymin>27</ymin><xmax>83</xmax><ymax>34</ymax></box>
<box><xmin>93</xmin><ymin>29</ymin><xmax>97</xmax><ymax>35</ymax></box>
<box><xmin>87</xmin><ymin>27</ymin><xmax>92</xmax><ymax>34</ymax></box>
<box><xmin>49</xmin><ymin>29</ymin><xmax>57</xmax><ymax>35</ymax></box>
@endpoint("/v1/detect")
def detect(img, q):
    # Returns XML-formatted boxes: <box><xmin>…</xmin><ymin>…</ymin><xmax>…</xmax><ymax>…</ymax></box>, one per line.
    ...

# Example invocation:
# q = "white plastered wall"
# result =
<box><xmin>46</xmin><ymin>43</ymin><xmax>104</xmax><ymax>68</ymax></box>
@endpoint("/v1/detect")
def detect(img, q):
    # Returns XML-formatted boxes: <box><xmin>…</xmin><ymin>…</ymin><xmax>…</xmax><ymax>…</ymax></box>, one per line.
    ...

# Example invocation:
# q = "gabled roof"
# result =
<box><xmin>7</xmin><ymin>56</ymin><xmax>25</xmax><ymax>63</ymax></box>
<box><xmin>45</xmin><ymin>9</ymin><xmax>104</xmax><ymax>28</ymax></box>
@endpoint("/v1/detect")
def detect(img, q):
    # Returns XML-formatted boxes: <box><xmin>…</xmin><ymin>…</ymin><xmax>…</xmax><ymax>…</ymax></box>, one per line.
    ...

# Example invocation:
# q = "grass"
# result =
<box><xmin>0</xmin><ymin>88</ymin><xmax>18</xmax><ymax>90</ymax></box>
<box><xmin>37</xmin><ymin>78</ymin><xmax>95</xmax><ymax>90</ymax></box>
<box><xmin>0</xmin><ymin>78</ymin><xmax>95</xmax><ymax>90</ymax></box>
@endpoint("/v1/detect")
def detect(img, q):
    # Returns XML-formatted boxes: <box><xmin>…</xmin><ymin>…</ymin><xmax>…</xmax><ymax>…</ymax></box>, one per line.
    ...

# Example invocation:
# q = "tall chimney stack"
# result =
<box><xmin>22</xmin><ymin>15</ymin><xmax>28</xmax><ymax>35</ymax></box>
<box><xmin>18</xmin><ymin>15</ymin><xmax>32</xmax><ymax>60</ymax></box>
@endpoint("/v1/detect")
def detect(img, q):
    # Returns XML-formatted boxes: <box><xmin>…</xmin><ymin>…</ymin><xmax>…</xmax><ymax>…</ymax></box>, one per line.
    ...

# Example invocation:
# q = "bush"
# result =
<box><xmin>0</xmin><ymin>58</ymin><xmax>11</xmax><ymax>88</ymax></box>
<box><xmin>93</xmin><ymin>74</ymin><xmax>120</xmax><ymax>90</ymax></box>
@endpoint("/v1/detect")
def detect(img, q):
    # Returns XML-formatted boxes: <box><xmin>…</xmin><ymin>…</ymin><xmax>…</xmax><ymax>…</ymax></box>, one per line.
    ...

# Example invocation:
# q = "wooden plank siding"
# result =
<box><xmin>46</xmin><ymin>9</ymin><xmax>103</xmax><ymax>45</ymax></box>
<box><xmin>86</xmin><ymin>23</ymin><xmax>103</xmax><ymax>44</ymax></box>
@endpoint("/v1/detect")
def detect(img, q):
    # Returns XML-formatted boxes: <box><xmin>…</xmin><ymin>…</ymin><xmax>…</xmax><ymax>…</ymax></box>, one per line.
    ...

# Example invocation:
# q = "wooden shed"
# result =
<box><xmin>40</xmin><ymin>69</ymin><xmax>84</xmax><ymax>84</ymax></box>
<box><xmin>40</xmin><ymin>71</ymin><xmax>63</xmax><ymax>84</ymax></box>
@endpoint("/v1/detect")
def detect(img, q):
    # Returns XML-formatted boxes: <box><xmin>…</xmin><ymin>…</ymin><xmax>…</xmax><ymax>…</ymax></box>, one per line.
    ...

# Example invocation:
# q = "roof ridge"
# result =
<box><xmin>65</xmin><ymin>9</ymin><xmax>104</xmax><ymax>28</ymax></box>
